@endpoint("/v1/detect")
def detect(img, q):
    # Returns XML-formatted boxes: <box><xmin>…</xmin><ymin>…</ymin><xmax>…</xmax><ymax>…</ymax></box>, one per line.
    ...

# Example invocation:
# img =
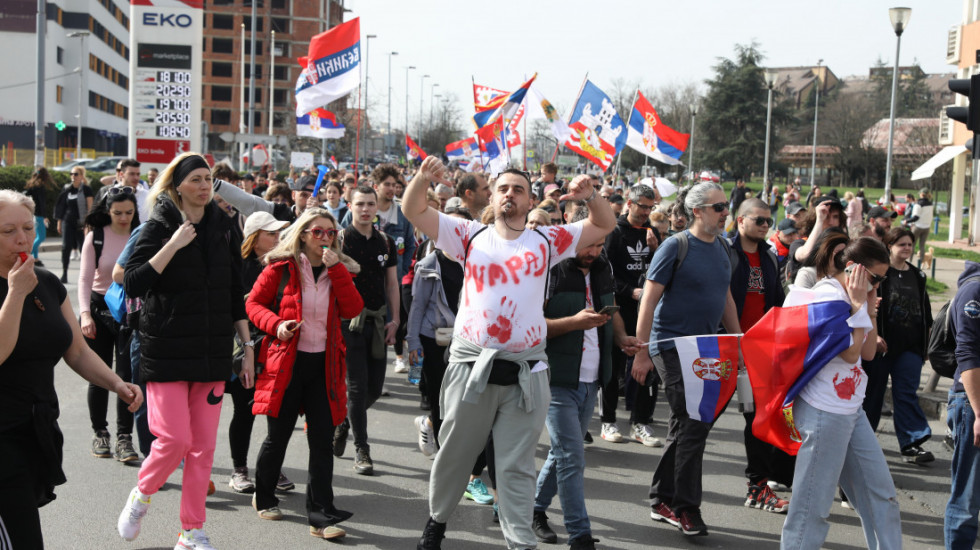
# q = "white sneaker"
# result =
<box><xmin>768</xmin><ymin>480</ymin><xmax>791</xmax><ymax>492</ymax></box>
<box><xmin>175</xmin><ymin>528</ymin><xmax>217</xmax><ymax>550</ymax></box>
<box><xmin>415</xmin><ymin>415</ymin><xmax>437</xmax><ymax>457</ymax></box>
<box><xmin>393</xmin><ymin>356</ymin><xmax>409</xmax><ymax>373</ymax></box>
<box><xmin>631</xmin><ymin>423</ymin><xmax>664</xmax><ymax>448</ymax></box>
<box><xmin>117</xmin><ymin>486</ymin><xmax>151</xmax><ymax>541</ymax></box>
<box><xmin>601</xmin><ymin>422</ymin><xmax>625</xmax><ymax>443</ymax></box>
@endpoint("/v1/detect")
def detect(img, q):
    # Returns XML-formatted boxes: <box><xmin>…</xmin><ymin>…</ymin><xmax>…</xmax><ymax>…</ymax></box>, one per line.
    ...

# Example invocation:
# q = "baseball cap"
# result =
<box><xmin>868</xmin><ymin>206</ymin><xmax>897</xmax><ymax>219</ymax></box>
<box><xmin>544</xmin><ymin>184</ymin><xmax>561</xmax><ymax>195</ymax></box>
<box><xmin>243</xmin><ymin>211</ymin><xmax>290</xmax><ymax>239</ymax></box>
<box><xmin>785</xmin><ymin>202</ymin><xmax>805</xmax><ymax>215</ymax></box>
<box><xmin>777</xmin><ymin>218</ymin><xmax>798</xmax><ymax>235</ymax></box>
<box><xmin>289</xmin><ymin>175</ymin><xmax>317</xmax><ymax>192</ymax></box>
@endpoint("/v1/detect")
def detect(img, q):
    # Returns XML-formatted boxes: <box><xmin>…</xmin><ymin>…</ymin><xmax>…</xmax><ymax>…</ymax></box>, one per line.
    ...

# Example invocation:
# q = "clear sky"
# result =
<box><xmin>343</xmin><ymin>0</ymin><xmax>961</xmax><ymax>136</ymax></box>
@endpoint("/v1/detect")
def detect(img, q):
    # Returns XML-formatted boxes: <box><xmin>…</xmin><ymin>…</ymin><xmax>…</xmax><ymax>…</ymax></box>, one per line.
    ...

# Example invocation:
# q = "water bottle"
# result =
<box><xmin>408</xmin><ymin>348</ymin><xmax>423</xmax><ymax>385</ymax></box>
<box><xmin>736</xmin><ymin>366</ymin><xmax>754</xmax><ymax>413</ymax></box>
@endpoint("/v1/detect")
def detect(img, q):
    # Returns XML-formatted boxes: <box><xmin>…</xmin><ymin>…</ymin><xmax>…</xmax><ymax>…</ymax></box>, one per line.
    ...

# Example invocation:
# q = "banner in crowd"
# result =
<box><xmin>674</xmin><ymin>335</ymin><xmax>741</xmax><ymax>424</ymax></box>
<box><xmin>473</xmin><ymin>83</ymin><xmax>508</xmax><ymax>111</ymax></box>
<box><xmin>472</xmin><ymin>74</ymin><xmax>536</xmax><ymax>129</ymax></box>
<box><xmin>296</xmin><ymin>108</ymin><xmax>346</xmax><ymax>139</ymax></box>
<box><xmin>329</xmin><ymin>155</ymin><xmax>338</xmax><ymax>169</ymax></box>
<box><xmin>525</xmin><ymin>85</ymin><xmax>572</xmax><ymax>143</ymax></box>
<box><xmin>295</xmin><ymin>18</ymin><xmax>360</xmax><ymax>115</ymax></box>
<box><xmin>564</xmin><ymin>80</ymin><xmax>626</xmax><ymax>171</ymax></box>
<box><xmin>741</xmin><ymin>300</ymin><xmax>853</xmax><ymax>455</ymax></box>
<box><xmin>446</xmin><ymin>137</ymin><xmax>479</xmax><ymax>159</ymax></box>
<box><xmin>626</xmin><ymin>91</ymin><xmax>689</xmax><ymax>165</ymax></box>
<box><xmin>406</xmin><ymin>135</ymin><xmax>427</xmax><ymax>161</ymax></box>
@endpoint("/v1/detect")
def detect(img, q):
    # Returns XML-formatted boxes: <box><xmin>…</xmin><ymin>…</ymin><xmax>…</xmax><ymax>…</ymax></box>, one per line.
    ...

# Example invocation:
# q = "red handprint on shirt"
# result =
<box><xmin>832</xmin><ymin>366</ymin><xmax>864</xmax><ymax>400</ymax></box>
<box><xmin>486</xmin><ymin>297</ymin><xmax>517</xmax><ymax>344</ymax></box>
<box><xmin>549</xmin><ymin>226</ymin><xmax>573</xmax><ymax>255</ymax></box>
<box><xmin>524</xmin><ymin>325</ymin><xmax>543</xmax><ymax>347</ymax></box>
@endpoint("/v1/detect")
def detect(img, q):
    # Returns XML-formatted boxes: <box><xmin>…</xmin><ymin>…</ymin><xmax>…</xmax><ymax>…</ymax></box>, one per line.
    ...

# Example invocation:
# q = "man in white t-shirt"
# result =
<box><xmin>403</xmin><ymin>157</ymin><xmax>616</xmax><ymax>550</ymax></box>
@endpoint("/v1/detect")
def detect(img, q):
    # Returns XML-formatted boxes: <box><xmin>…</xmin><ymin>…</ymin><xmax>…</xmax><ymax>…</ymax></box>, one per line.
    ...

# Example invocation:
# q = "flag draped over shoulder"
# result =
<box><xmin>564</xmin><ymin>80</ymin><xmax>626</xmax><ymax>171</ymax></box>
<box><xmin>295</xmin><ymin>18</ymin><xmax>360</xmax><ymax>116</ymax></box>
<box><xmin>741</xmin><ymin>300</ymin><xmax>853</xmax><ymax>455</ymax></box>
<box><xmin>406</xmin><ymin>135</ymin><xmax>427</xmax><ymax>161</ymax></box>
<box><xmin>674</xmin><ymin>335</ymin><xmax>741</xmax><ymax>423</ymax></box>
<box><xmin>626</xmin><ymin>91</ymin><xmax>689</xmax><ymax>165</ymax></box>
<box><xmin>296</xmin><ymin>108</ymin><xmax>346</xmax><ymax>139</ymax></box>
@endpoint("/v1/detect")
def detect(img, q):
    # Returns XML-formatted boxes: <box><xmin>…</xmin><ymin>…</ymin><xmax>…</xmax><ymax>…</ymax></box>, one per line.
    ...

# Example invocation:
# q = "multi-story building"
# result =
<box><xmin>944</xmin><ymin>1</ymin><xmax>980</xmax><ymax>242</ymax></box>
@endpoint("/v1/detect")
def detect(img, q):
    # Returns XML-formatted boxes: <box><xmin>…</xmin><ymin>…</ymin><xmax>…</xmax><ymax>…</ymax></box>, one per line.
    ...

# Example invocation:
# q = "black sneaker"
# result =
<box><xmin>901</xmin><ymin>445</ymin><xmax>935</xmax><ymax>464</ymax></box>
<box><xmin>583</xmin><ymin>431</ymin><xmax>593</xmax><ymax>444</ymax></box>
<box><xmin>676</xmin><ymin>508</ymin><xmax>708</xmax><ymax>536</ymax></box>
<box><xmin>569</xmin><ymin>535</ymin><xmax>599</xmax><ymax>550</ymax></box>
<box><xmin>532</xmin><ymin>510</ymin><xmax>558</xmax><ymax>543</ymax></box>
<box><xmin>417</xmin><ymin>517</ymin><xmax>446</xmax><ymax>550</ymax></box>
<box><xmin>333</xmin><ymin>418</ymin><xmax>350</xmax><ymax>458</ymax></box>
<box><xmin>92</xmin><ymin>430</ymin><xmax>111</xmax><ymax>458</ymax></box>
<box><xmin>114</xmin><ymin>434</ymin><xmax>139</xmax><ymax>463</ymax></box>
<box><xmin>354</xmin><ymin>448</ymin><xmax>374</xmax><ymax>475</ymax></box>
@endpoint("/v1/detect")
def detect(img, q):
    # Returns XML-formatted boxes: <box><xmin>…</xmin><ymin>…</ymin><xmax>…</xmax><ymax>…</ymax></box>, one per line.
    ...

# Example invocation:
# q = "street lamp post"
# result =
<box><xmin>419</xmin><ymin>74</ymin><xmax>429</xmax><ymax>147</ymax></box>
<box><xmin>405</xmin><ymin>65</ymin><xmax>415</xmax><ymax>148</ymax></box>
<box><xmin>428</xmin><ymin>83</ymin><xmax>440</xmax><ymax>136</ymax></box>
<box><xmin>67</xmin><ymin>31</ymin><xmax>90</xmax><ymax>161</ymax></box>
<box><xmin>688</xmin><ymin>104</ymin><xmax>697</xmax><ymax>179</ymax></box>
<box><xmin>361</xmin><ymin>34</ymin><xmax>376</xmax><ymax>164</ymax></box>
<box><xmin>763</xmin><ymin>69</ymin><xmax>777</xmax><ymax>204</ymax></box>
<box><xmin>247</xmin><ymin>0</ymin><xmax>257</xmax><ymax>167</ymax></box>
<box><xmin>809</xmin><ymin>59</ymin><xmax>823</xmax><ymax>191</ymax></box>
<box><xmin>386</xmin><ymin>51</ymin><xmax>398</xmax><ymax>158</ymax></box>
<box><xmin>884</xmin><ymin>7</ymin><xmax>912</xmax><ymax>207</ymax></box>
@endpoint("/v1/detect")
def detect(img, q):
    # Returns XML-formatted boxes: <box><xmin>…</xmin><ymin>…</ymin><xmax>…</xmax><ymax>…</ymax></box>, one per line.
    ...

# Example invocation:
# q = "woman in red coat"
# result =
<box><xmin>245</xmin><ymin>207</ymin><xmax>363</xmax><ymax>540</ymax></box>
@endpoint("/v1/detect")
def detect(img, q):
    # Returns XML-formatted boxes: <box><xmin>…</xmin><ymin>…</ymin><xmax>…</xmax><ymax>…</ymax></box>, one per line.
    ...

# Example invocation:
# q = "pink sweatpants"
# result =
<box><xmin>137</xmin><ymin>380</ymin><xmax>224</xmax><ymax>530</ymax></box>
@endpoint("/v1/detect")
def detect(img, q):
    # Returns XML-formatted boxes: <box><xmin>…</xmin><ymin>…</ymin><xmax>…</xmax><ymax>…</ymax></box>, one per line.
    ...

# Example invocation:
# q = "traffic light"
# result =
<box><xmin>55</xmin><ymin>120</ymin><xmax>66</xmax><ymax>131</ymax></box>
<box><xmin>947</xmin><ymin>75</ymin><xmax>980</xmax><ymax>158</ymax></box>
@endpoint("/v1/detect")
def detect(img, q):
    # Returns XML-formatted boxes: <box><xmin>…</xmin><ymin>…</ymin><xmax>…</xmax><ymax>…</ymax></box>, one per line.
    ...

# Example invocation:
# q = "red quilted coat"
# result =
<box><xmin>246</xmin><ymin>258</ymin><xmax>363</xmax><ymax>424</ymax></box>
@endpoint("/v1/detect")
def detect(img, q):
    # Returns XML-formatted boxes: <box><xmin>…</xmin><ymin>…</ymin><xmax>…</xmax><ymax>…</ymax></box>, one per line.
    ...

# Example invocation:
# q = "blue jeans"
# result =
<box><xmin>534</xmin><ymin>381</ymin><xmax>598</xmax><ymax>542</ymax></box>
<box><xmin>945</xmin><ymin>391</ymin><xmax>980</xmax><ymax>549</ymax></box>
<box><xmin>31</xmin><ymin>216</ymin><xmax>45</xmax><ymax>258</ymax></box>
<box><xmin>781</xmin><ymin>398</ymin><xmax>902</xmax><ymax>550</ymax></box>
<box><xmin>129</xmin><ymin>331</ymin><xmax>155</xmax><ymax>457</ymax></box>
<box><xmin>864</xmin><ymin>351</ymin><xmax>932</xmax><ymax>449</ymax></box>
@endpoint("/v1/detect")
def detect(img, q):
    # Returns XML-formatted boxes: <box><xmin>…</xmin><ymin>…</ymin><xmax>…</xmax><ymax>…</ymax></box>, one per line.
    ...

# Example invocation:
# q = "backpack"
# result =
<box><xmin>232</xmin><ymin>267</ymin><xmax>290</xmax><ymax>377</ymax></box>
<box><xmin>927</xmin><ymin>276</ymin><xmax>980</xmax><ymax>378</ymax></box>
<box><xmin>665</xmin><ymin>231</ymin><xmax>739</xmax><ymax>291</ymax></box>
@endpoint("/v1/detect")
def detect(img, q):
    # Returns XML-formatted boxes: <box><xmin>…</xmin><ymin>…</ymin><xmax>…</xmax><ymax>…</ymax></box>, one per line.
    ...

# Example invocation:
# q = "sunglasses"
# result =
<box><xmin>744</xmin><ymin>215</ymin><xmax>773</xmax><ymax>227</ymax></box>
<box><xmin>70</xmin><ymin>172</ymin><xmax>84</xmax><ymax>176</ymax></box>
<box><xmin>304</xmin><ymin>227</ymin><xmax>338</xmax><ymax>239</ymax></box>
<box><xmin>700</xmin><ymin>202</ymin><xmax>729</xmax><ymax>213</ymax></box>
<box><xmin>869</xmin><ymin>272</ymin><xmax>887</xmax><ymax>286</ymax></box>
<box><xmin>108</xmin><ymin>186</ymin><xmax>135</xmax><ymax>196</ymax></box>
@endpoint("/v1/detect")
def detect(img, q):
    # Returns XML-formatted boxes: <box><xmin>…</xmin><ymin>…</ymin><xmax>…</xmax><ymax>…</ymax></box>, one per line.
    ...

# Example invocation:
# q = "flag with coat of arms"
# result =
<box><xmin>296</xmin><ymin>108</ymin><xmax>346</xmax><ymax>139</ymax></box>
<box><xmin>446</xmin><ymin>137</ymin><xmax>479</xmax><ymax>159</ymax></box>
<box><xmin>626</xmin><ymin>91</ymin><xmax>689</xmax><ymax>165</ymax></box>
<box><xmin>673</xmin><ymin>335</ymin><xmax>741</xmax><ymax>423</ymax></box>
<box><xmin>406</xmin><ymin>135</ymin><xmax>427</xmax><ymax>161</ymax></box>
<box><xmin>295</xmin><ymin>18</ymin><xmax>360</xmax><ymax>116</ymax></box>
<box><xmin>564</xmin><ymin>80</ymin><xmax>627</xmax><ymax>171</ymax></box>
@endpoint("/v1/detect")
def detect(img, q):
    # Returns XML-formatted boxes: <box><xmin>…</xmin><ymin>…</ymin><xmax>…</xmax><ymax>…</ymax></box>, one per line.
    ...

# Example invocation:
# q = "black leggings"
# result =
<box><xmin>84</xmin><ymin>293</ymin><xmax>133</xmax><ymax>435</ymax></box>
<box><xmin>394</xmin><ymin>283</ymin><xmax>411</xmax><ymax>356</ymax></box>
<box><xmin>225</xmin><ymin>378</ymin><xmax>256</xmax><ymax>469</ymax></box>
<box><xmin>60</xmin><ymin>216</ymin><xmax>81</xmax><ymax>276</ymax></box>
<box><xmin>0</xmin><ymin>423</ymin><xmax>45</xmax><ymax>549</ymax></box>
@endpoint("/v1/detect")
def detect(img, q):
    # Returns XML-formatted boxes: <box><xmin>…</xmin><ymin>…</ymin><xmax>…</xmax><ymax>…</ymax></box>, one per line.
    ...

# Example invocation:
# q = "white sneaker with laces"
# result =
<box><xmin>117</xmin><ymin>486</ymin><xmax>151</xmax><ymax>541</ymax></box>
<box><xmin>175</xmin><ymin>528</ymin><xmax>217</xmax><ymax>550</ymax></box>
<box><xmin>631</xmin><ymin>423</ymin><xmax>664</xmax><ymax>448</ymax></box>
<box><xmin>393</xmin><ymin>356</ymin><xmax>409</xmax><ymax>373</ymax></box>
<box><xmin>415</xmin><ymin>415</ymin><xmax>437</xmax><ymax>457</ymax></box>
<box><xmin>601</xmin><ymin>422</ymin><xmax>625</xmax><ymax>443</ymax></box>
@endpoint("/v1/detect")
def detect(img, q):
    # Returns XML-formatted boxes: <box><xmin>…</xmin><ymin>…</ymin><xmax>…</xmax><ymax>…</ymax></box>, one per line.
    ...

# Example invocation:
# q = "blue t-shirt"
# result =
<box><xmin>647</xmin><ymin>230</ymin><xmax>732</xmax><ymax>354</ymax></box>
<box><xmin>116</xmin><ymin>224</ymin><xmax>144</xmax><ymax>268</ymax></box>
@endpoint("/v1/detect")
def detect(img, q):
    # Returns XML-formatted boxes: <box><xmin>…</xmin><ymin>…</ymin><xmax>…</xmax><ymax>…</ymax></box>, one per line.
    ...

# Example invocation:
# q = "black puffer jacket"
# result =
<box><xmin>124</xmin><ymin>194</ymin><xmax>246</xmax><ymax>383</ymax></box>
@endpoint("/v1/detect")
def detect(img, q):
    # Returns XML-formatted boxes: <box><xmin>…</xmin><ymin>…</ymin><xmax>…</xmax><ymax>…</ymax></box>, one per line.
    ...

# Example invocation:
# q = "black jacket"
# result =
<box><xmin>729</xmin><ymin>233</ymin><xmax>784</xmax><ymax>318</ymax></box>
<box><xmin>124</xmin><ymin>195</ymin><xmax>246</xmax><ymax>383</ymax></box>
<box><xmin>604</xmin><ymin>214</ymin><xmax>658</xmax><ymax>329</ymax></box>
<box><xmin>877</xmin><ymin>261</ymin><xmax>932</xmax><ymax>358</ymax></box>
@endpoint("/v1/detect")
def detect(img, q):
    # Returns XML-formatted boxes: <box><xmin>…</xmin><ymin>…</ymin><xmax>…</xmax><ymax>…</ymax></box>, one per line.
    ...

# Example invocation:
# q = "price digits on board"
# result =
<box><xmin>157</xmin><ymin>70</ymin><xmax>192</xmax><ymax>84</ymax></box>
<box><xmin>156</xmin><ymin>98</ymin><xmax>191</xmax><ymax>111</ymax></box>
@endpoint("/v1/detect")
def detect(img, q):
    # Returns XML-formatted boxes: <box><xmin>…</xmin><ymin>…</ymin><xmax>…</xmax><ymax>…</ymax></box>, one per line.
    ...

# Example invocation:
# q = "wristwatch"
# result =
<box><xmin>241</xmin><ymin>339</ymin><xmax>256</xmax><ymax>348</ymax></box>
<box><xmin>584</xmin><ymin>188</ymin><xmax>597</xmax><ymax>203</ymax></box>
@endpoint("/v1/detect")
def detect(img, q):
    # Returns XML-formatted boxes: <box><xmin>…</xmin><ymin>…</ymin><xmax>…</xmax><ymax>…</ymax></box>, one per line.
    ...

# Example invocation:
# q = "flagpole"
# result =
<box><xmin>552</xmin><ymin>72</ymin><xmax>588</xmax><ymax>165</ymax></box>
<box><xmin>614</xmin><ymin>88</ymin><xmax>639</xmax><ymax>180</ymax></box>
<box><xmin>354</xmin><ymin>84</ymin><xmax>362</xmax><ymax>178</ymax></box>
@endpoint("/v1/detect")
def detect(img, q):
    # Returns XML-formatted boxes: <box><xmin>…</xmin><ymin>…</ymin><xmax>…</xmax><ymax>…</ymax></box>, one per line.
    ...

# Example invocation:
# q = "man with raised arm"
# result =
<box><xmin>403</xmin><ymin>157</ymin><xmax>615</xmax><ymax>550</ymax></box>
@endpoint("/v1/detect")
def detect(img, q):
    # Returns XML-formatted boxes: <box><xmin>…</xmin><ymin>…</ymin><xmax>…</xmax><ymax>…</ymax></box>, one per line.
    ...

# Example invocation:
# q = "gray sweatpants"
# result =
<box><xmin>428</xmin><ymin>362</ymin><xmax>550</xmax><ymax>549</ymax></box>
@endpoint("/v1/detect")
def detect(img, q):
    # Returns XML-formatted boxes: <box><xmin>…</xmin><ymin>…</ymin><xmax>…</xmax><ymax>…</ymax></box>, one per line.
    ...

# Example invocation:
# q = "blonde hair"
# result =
<box><xmin>264</xmin><ymin>208</ymin><xmax>359</xmax><ymax>273</ymax></box>
<box><xmin>147</xmin><ymin>152</ymin><xmax>214</xmax><ymax>215</ymax></box>
<box><xmin>527</xmin><ymin>208</ymin><xmax>550</xmax><ymax>227</ymax></box>
<box><xmin>843</xmin><ymin>191</ymin><xmax>855</xmax><ymax>201</ymax></box>
<box><xmin>0</xmin><ymin>189</ymin><xmax>35</xmax><ymax>215</ymax></box>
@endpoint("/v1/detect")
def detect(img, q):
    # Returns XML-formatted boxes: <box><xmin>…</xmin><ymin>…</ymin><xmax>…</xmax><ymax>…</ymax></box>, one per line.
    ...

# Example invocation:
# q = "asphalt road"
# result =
<box><xmin>37</xmin><ymin>248</ymin><xmax>953</xmax><ymax>549</ymax></box>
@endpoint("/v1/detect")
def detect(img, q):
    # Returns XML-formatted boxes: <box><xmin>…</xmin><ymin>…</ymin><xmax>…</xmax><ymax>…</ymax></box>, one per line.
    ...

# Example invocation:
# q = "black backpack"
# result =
<box><xmin>927</xmin><ymin>276</ymin><xmax>980</xmax><ymax>378</ymax></box>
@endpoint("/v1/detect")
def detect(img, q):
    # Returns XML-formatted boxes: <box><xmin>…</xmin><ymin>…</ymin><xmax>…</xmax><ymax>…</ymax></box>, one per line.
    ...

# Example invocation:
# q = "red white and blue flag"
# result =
<box><xmin>626</xmin><ymin>91</ymin><xmax>690</xmax><ymax>165</ymax></box>
<box><xmin>329</xmin><ymin>156</ymin><xmax>338</xmax><ymax>169</ymax></box>
<box><xmin>295</xmin><ymin>18</ymin><xmax>360</xmax><ymax>116</ymax></box>
<box><xmin>446</xmin><ymin>137</ymin><xmax>479</xmax><ymax>159</ymax></box>
<box><xmin>473</xmin><ymin>83</ymin><xmax>508</xmax><ymax>111</ymax></box>
<box><xmin>406</xmin><ymin>135</ymin><xmax>427</xmax><ymax>161</ymax></box>
<box><xmin>741</xmin><ymin>300</ymin><xmax>853</xmax><ymax>455</ymax></box>
<box><xmin>476</xmin><ymin>117</ymin><xmax>506</xmax><ymax>159</ymax></box>
<box><xmin>472</xmin><ymin>74</ymin><xmax>536</xmax><ymax>130</ymax></box>
<box><xmin>674</xmin><ymin>335</ymin><xmax>741</xmax><ymax>423</ymax></box>
<box><xmin>564</xmin><ymin>80</ymin><xmax>627</xmax><ymax>171</ymax></box>
<box><xmin>296</xmin><ymin>108</ymin><xmax>346</xmax><ymax>139</ymax></box>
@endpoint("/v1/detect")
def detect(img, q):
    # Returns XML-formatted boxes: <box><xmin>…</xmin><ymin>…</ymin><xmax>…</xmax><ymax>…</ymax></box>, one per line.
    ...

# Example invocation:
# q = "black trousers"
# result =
<box><xmin>394</xmin><ymin>283</ymin><xmax>411</xmax><ymax>356</ymax></box>
<box><xmin>224</xmin><ymin>378</ymin><xmax>256</xmax><ymax>469</ymax></box>
<box><xmin>84</xmin><ymin>293</ymin><xmax>133</xmax><ymax>435</ymax></box>
<box><xmin>649</xmin><ymin>347</ymin><xmax>712</xmax><ymax>513</ymax></box>
<box><xmin>742</xmin><ymin>411</ymin><xmax>796</xmax><ymax>486</ymax></box>
<box><xmin>0</xmin><ymin>423</ymin><xmax>45</xmax><ymax>550</ymax></box>
<box><xmin>254</xmin><ymin>352</ymin><xmax>352</xmax><ymax>528</ymax></box>
<box><xmin>601</xmin><ymin>347</ymin><xmax>657</xmax><ymax>424</ymax></box>
<box><xmin>59</xmin><ymin>215</ymin><xmax>81</xmax><ymax>275</ymax></box>
<box><xmin>342</xmin><ymin>319</ymin><xmax>387</xmax><ymax>452</ymax></box>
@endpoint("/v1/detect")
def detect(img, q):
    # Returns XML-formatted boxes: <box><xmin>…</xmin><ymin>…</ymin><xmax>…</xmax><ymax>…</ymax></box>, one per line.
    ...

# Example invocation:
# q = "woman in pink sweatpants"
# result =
<box><xmin>115</xmin><ymin>153</ymin><xmax>255</xmax><ymax>550</ymax></box>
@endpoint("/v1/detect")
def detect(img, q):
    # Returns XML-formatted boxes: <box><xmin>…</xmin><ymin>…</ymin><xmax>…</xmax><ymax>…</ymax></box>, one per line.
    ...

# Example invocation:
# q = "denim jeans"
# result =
<box><xmin>534</xmin><ymin>381</ymin><xmax>598</xmax><ymax>542</ymax></box>
<box><xmin>945</xmin><ymin>390</ymin><xmax>980</xmax><ymax>549</ymax></box>
<box><xmin>781</xmin><ymin>398</ymin><xmax>902</xmax><ymax>550</ymax></box>
<box><xmin>863</xmin><ymin>351</ymin><xmax>932</xmax><ymax>449</ymax></box>
<box><xmin>31</xmin><ymin>215</ymin><xmax>45</xmax><ymax>258</ymax></box>
<box><xmin>130</xmin><ymin>331</ymin><xmax>155</xmax><ymax>457</ymax></box>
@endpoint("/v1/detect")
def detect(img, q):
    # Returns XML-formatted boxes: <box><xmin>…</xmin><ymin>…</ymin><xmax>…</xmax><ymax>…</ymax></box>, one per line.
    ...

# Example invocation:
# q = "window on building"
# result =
<box><xmin>273</xmin><ymin>65</ymin><xmax>289</xmax><ymax>82</ymax></box>
<box><xmin>244</xmin><ymin>88</ymin><xmax>262</xmax><ymax>103</ymax></box>
<box><xmin>273</xmin><ymin>88</ymin><xmax>289</xmax><ymax>106</ymax></box>
<box><xmin>244</xmin><ymin>64</ymin><xmax>262</xmax><ymax>79</ymax></box>
<box><xmin>212</xmin><ymin>0</ymin><xmax>234</xmax><ymax>5</ymax></box>
<box><xmin>212</xmin><ymin>38</ymin><xmax>234</xmax><ymax>54</ymax></box>
<box><xmin>244</xmin><ymin>40</ymin><xmax>263</xmax><ymax>56</ymax></box>
<box><xmin>212</xmin><ymin>14</ymin><xmax>234</xmax><ymax>29</ymax></box>
<box><xmin>271</xmin><ymin>0</ymin><xmax>286</xmax><ymax>9</ymax></box>
<box><xmin>56</xmin><ymin>46</ymin><xmax>64</xmax><ymax>65</ymax></box>
<box><xmin>212</xmin><ymin>86</ymin><xmax>233</xmax><ymax>102</ymax></box>
<box><xmin>252</xmin><ymin>112</ymin><xmax>262</xmax><ymax>128</ymax></box>
<box><xmin>271</xmin><ymin>17</ymin><xmax>289</xmax><ymax>33</ymax></box>
<box><xmin>243</xmin><ymin>0</ymin><xmax>264</xmax><ymax>7</ymax></box>
<box><xmin>212</xmin><ymin>62</ymin><xmax>233</xmax><ymax>77</ymax></box>
<box><xmin>56</xmin><ymin>85</ymin><xmax>63</xmax><ymax>103</ymax></box>
<box><xmin>272</xmin><ymin>41</ymin><xmax>288</xmax><ymax>57</ymax></box>
<box><xmin>243</xmin><ymin>16</ymin><xmax>263</xmax><ymax>32</ymax></box>
<box><xmin>211</xmin><ymin>110</ymin><xmax>231</xmax><ymax>126</ymax></box>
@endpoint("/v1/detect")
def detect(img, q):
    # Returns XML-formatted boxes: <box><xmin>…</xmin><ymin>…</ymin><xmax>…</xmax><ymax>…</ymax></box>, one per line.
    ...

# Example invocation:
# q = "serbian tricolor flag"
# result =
<box><xmin>446</xmin><ymin>137</ymin><xmax>478</xmax><ymax>159</ymax></box>
<box><xmin>476</xmin><ymin>118</ymin><xmax>506</xmax><ymax>159</ymax></box>
<box><xmin>296</xmin><ymin>108</ymin><xmax>346</xmax><ymax>139</ymax></box>
<box><xmin>564</xmin><ymin>80</ymin><xmax>627</xmax><ymax>171</ymax></box>
<box><xmin>406</xmin><ymin>135</ymin><xmax>427</xmax><ymax>161</ymax></box>
<box><xmin>329</xmin><ymin>156</ymin><xmax>338</xmax><ymax>169</ymax></box>
<box><xmin>674</xmin><ymin>335</ymin><xmax>741</xmax><ymax>423</ymax></box>
<box><xmin>626</xmin><ymin>91</ymin><xmax>689</xmax><ymax>165</ymax></box>
<box><xmin>741</xmin><ymin>300</ymin><xmax>853</xmax><ymax>455</ymax></box>
<box><xmin>295</xmin><ymin>18</ymin><xmax>360</xmax><ymax>115</ymax></box>
<box><xmin>473</xmin><ymin>74</ymin><xmax>536</xmax><ymax>129</ymax></box>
